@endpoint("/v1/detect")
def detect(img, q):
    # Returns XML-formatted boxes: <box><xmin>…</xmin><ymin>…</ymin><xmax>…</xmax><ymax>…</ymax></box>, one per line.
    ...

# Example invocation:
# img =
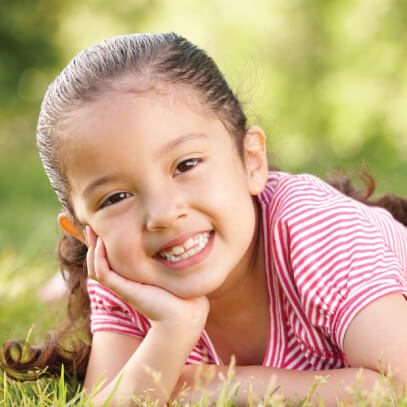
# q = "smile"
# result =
<box><xmin>158</xmin><ymin>231</ymin><xmax>211</xmax><ymax>263</ymax></box>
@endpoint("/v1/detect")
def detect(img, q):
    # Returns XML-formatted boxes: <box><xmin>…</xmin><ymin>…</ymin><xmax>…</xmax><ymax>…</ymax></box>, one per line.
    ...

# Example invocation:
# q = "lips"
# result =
<box><xmin>153</xmin><ymin>230</ymin><xmax>214</xmax><ymax>268</ymax></box>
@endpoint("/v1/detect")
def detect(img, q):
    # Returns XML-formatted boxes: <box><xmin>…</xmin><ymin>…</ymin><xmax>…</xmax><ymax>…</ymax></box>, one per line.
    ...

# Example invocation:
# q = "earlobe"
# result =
<box><xmin>57</xmin><ymin>213</ymin><xmax>85</xmax><ymax>244</ymax></box>
<box><xmin>244</xmin><ymin>125</ymin><xmax>269</xmax><ymax>195</ymax></box>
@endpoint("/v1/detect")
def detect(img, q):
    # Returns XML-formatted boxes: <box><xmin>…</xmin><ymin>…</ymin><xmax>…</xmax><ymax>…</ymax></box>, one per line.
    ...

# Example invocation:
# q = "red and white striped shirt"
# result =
<box><xmin>88</xmin><ymin>172</ymin><xmax>407</xmax><ymax>370</ymax></box>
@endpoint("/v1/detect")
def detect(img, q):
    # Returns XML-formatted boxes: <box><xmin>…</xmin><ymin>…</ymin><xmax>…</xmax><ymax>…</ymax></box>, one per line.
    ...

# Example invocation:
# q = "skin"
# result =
<box><xmin>58</xmin><ymin>85</ymin><xmax>407</xmax><ymax>406</ymax></box>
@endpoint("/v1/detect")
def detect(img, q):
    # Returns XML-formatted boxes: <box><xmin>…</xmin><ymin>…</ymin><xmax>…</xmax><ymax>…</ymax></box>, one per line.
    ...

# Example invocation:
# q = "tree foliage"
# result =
<box><xmin>1</xmin><ymin>0</ymin><xmax>407</xmax><ymax>181</ymax></box>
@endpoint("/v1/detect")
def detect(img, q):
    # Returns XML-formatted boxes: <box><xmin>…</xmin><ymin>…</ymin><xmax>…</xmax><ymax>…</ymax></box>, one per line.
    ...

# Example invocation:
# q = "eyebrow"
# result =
<box><xmin>154</xmin><ymin>133</ymin><xmax>207</xmax><ymax>160</ymax></box>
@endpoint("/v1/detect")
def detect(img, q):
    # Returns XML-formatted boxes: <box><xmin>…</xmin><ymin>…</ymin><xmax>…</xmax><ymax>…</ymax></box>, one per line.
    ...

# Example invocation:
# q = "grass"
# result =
<box><xmin>0</xmin><ymin>244</ymin><xmax>65</xmax><ymax>348</ymax></box>
<box><xmin>0</xmin><ymin>362</ymin><xmax>407</xmax><ymax>406</ymax></box>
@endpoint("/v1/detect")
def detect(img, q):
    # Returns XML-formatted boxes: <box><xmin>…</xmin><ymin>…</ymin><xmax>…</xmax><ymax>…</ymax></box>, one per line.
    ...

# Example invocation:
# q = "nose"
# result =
<box><xmin>144</xmin><ymin>187</ymin><xmax>187</xmax><ymax>231</ymax></box>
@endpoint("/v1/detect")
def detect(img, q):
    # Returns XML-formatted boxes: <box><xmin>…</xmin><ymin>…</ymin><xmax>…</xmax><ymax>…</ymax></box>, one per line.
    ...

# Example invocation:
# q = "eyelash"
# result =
<box><xmin>100</xmin><ymin>192</ymin><xmax>132</xmax><ymax>209</ymax></box>
<box><xmin>98</xmin><ymin>158</ymin><xmax>202</xmax><ymax>210</ymax></box>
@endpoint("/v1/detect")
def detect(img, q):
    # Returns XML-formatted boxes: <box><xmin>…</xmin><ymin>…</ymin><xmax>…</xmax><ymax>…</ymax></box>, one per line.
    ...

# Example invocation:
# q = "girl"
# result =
<box><xmin>3</xmin><ymin>33</ymin><xmax>407</xmax><ymax>406</ymax></box>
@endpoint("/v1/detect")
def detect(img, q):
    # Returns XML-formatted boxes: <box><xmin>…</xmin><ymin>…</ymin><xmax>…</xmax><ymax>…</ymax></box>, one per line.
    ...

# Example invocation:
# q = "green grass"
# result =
<box><xmin>0</xmin><ymin>364</ymin><xmax>406</xmax><ymax>406</ymax></box>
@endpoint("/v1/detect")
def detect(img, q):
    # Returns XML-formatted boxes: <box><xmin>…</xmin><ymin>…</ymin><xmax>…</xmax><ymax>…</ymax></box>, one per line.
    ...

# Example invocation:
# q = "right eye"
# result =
<box><xmin>100</xmin><ymin>192</ymin><xmax>132</xmax><ymax>209</ymax></box>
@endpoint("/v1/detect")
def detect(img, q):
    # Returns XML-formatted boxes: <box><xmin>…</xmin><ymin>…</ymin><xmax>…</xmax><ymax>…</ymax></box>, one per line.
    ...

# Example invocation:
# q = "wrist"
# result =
<box><xmin>150</xmin><ymin>297</ymin><xmax>209</xmax><ymax>339</ymax></box>
<box><xmin>150</xmin><ymin>320</ymin><xmax>204</xmax><ymax>348</ymax></box>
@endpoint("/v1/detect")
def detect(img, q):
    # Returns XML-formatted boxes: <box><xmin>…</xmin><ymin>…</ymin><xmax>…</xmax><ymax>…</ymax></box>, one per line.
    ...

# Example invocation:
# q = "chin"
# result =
<box><xmin>173</xmin><ymin>277</ymin><xmax>226</xmax><ymax>299</ymax></box>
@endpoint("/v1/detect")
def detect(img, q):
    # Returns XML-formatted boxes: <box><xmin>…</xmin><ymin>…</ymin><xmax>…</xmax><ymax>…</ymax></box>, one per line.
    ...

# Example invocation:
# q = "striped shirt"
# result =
<box><xmin>88</xmin><ymin>172</ymin><xmax>407</xmax><ymax>369</ymax></box>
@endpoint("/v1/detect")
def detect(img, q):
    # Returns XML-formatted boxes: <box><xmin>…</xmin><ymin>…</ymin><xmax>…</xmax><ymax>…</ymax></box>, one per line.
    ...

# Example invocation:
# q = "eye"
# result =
<box><xmin>100</xmin><ymin>192</ymin><xmax>132</xmax><ymax>209</ymax></box>
<box><xmin>174</xmin><ymin>158</ymin><xmax>202</xmax><ymax>176</ymax></box>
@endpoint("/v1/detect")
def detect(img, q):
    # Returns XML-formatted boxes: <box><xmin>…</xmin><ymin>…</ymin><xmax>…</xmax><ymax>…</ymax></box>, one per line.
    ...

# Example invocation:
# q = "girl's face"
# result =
<box><xmin>64</xmin><ymin>87</ymin><xmax>267</xmax><ymax>299</ymax></box>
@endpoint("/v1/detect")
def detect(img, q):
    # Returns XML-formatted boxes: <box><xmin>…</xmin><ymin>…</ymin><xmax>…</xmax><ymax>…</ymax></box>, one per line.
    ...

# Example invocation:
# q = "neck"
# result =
<box><xmin>206</xmin><ymin>200</ymin><xmax>265</xmax><ymax>324</ymax></box>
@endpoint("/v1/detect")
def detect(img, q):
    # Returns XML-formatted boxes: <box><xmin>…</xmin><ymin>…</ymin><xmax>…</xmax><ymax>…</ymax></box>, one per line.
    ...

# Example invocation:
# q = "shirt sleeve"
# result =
<box><xmin>87</xmin><ymin>279</ymin><xmax>150</xmax><ymax>339</ymax></box>
<box><xmin>274</xmin><ymin>174</ymin><xmax>407</xmax><ymax>353</ymax></box>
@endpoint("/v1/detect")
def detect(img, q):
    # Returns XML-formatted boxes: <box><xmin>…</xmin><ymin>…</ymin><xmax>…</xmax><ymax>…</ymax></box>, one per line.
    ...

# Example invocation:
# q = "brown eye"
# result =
<box><xmin>174</xmin><ymin>158</ymin><xmax>201</xmax><ymax>175</ymax></box>
<box><xmin>100</xmin><ymin>192</ymin><xmax>132</xmax><ymax>209</ymax></box>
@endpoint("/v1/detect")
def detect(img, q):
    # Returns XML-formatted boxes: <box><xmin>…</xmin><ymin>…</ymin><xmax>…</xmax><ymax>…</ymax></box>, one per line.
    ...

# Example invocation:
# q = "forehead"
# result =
<box><xmin>64</xmin><ymin>87</ymin><xmax>220</xmax><ymax>151</ymax></box>
<box><xmin>66</xmin><ymin>84</ymin><xmax>215</xmax><ymax>137</ymax></box>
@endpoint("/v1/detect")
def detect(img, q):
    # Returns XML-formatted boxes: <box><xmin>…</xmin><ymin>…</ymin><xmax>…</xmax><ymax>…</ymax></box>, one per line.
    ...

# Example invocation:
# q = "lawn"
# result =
<box><xmin>0</xmin><ymin>360</ymin><xmax>406</xmax><ymax>406</ymax></box>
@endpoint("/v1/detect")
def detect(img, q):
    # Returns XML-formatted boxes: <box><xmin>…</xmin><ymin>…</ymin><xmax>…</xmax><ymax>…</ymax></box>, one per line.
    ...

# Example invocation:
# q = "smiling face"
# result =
<box><xmin>62</xmin><ymin>86</ymin><xmax>267</xmax><ymax>299</ymax></box>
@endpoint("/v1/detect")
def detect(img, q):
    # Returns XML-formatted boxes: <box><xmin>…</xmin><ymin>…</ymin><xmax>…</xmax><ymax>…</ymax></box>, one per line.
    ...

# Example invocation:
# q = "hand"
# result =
<box><xmin>85</xmin><ymin>226</ymin><xmax>209</xmax><ymax>333</ymax></box>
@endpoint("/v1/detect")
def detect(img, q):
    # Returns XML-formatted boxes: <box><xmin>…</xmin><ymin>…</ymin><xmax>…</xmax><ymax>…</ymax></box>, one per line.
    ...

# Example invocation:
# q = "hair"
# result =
<box><xmin>2</xmin><ymin>32</ymin><xmax>407</xmax><ymax>381</ymax></box>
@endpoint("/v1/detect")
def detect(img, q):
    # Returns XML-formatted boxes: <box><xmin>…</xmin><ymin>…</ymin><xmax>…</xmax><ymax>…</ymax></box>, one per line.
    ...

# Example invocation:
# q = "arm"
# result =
<box><xmin>344</xmin><ymin>293</ymin><xmax>407</xmax><ymax>393</ymax></box>
<box><xmin>83</xmin><ymin>331</ymin><xmax>142</xmax><ymax>393</ymax></box>
<box><xmin>176</xmin><ymin>294</ymin><xmax>407</xmax><ymax>406</ymax></box>
<box><xmin>91</xmin><ymin>322</ymin><xmax>204</xmax><ymax>406</ymax></box>
<box><xmin>175</xmin><ymin>364</ymin><xmax>379</xmax><ymax>406</ymax></box>
<box><xmin>85</xmin><ymin>229</ymin><xmax>209</xmax><ymax>406</ymax></box>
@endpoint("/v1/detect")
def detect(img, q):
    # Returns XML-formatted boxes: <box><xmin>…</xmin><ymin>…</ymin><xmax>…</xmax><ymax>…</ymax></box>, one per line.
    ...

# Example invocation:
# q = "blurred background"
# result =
<box><xmin>1</xmin><ymin>0</ymin><xmax>407</xmax><ymax>345</ymax></box>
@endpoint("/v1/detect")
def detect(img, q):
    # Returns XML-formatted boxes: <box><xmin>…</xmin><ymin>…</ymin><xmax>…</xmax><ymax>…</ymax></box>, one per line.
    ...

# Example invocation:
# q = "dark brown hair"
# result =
<box><xmin>2</xmin><ymin>32</ymin><xmax>407</xmax><ymax>381</ymax></box>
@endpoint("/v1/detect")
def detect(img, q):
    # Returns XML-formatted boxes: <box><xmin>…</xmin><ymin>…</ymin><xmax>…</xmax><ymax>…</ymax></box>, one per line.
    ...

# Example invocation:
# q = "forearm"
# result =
<box><xmin>93</xmin><ymin>325</ymin><xmax>199</xmax><ymax>407</ymax></box>
<box><xmin>176</xmin><ymin>364</ymin><xmax>381</xmax><ymax>406</ymax></box>
<box><xmin>235</xmin><ymin>366</ymin><xmax>380</xmax><ymax>405</ymax></box>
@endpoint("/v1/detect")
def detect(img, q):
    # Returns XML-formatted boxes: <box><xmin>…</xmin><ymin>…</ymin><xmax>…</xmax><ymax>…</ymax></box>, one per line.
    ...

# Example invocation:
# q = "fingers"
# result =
<box><xmin>84</xmin><ymin>225</ymin><xmax>135</xmax><ymax>297</ymax></box>
<box><xmin>86</xmin><ymin>231</ymin><xmax>136</xmax><ymax>300</ymax></box>
<box><xmin>85</xmin><ymin>225</ymin><xmax>98</xmax><ymax>280</ymax></box>
<box><xmin>89</xmin><ymin>237</ymin><xmax>179</xmax><ymax>319</ymax></box>
<box><xmin>92</xmin><ymin>237</ymin><xmax>144</xmax><ymax>301</ymax></box>
<box><xmin>94</xmin><ymin>235</ymin><xmax>112</xmax><ymax>282</ymax></box>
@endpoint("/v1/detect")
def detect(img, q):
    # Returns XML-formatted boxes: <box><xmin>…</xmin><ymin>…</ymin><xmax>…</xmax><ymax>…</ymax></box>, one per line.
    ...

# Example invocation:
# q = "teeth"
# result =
<box><xmin>159</xmin><ymin>232</ymin><xmax>211</xmax><ymax>262</ymax></box>
<box><xmin>184</xmin><ymin>238</ymin><xmax>195</xmax><ymax>249</ymax></box>
<box><xmin>172</xmin><ymin>246</ymin><xmax>184</xmax><ymax>255</ymax></box>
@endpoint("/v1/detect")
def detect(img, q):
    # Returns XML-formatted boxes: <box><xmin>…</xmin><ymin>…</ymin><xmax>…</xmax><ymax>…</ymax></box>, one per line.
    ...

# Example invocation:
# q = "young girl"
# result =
<box><xmin>3</xmin><ymin>32</ymin><xmax>407</xmax><ymax>406</ymax></box>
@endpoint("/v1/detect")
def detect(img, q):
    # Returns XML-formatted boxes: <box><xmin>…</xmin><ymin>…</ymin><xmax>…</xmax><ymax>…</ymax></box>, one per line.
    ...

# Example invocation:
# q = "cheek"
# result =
<box><xmin>202</xmin><ymin>167</ymin><xmax>253</xmax><ymax>223</ymax></box>
<box><xmin>94</xmin><ymin>221</ymin><xmax>145</xmax><ymax>280</ymax></box>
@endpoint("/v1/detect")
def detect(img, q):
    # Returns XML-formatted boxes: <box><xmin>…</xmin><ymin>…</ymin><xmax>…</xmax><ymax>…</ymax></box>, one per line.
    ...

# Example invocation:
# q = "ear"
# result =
<box><xmin>57</xmin><ymin>212</ymin><xmax>86</xmax><ymax>244</ymax></box>
<box><xmin>243</xmin><ymin>125</ymin><xmax>269</xmax><ymax>195</ymax></box>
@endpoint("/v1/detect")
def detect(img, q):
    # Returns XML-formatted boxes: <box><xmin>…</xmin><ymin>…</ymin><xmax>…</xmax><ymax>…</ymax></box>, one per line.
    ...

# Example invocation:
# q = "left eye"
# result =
<box><xmin>174</xmin><ymin>158</ymin><xmax>202</xmax><ymax>175</ymax></box>
<box><xmin>99</xmin><ymin>192</ymin><xmax>132</xmax><ymax>209</ymax></box>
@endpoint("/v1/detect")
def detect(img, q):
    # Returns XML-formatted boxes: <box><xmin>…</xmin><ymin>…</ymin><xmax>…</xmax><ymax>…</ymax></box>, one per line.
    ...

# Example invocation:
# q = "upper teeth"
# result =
<box><xmin>159</xmin><ymin>232</ymin><xmax>211</xmax><ymax>262</ymax></box>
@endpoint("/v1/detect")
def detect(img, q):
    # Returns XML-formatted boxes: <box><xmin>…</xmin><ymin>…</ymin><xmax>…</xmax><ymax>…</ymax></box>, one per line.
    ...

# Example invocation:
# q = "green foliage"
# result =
<box><xmin>2</xmin><ymin>0</ymin><xmax>407</xmax><ymax>170</ymax></box>
<box><xmin>0</xmin><ymin>152</ymin><xmax>59</xmax><ymax>251</ymax></box>
<box><xmin>0</xmin><ymin>0</ymin><xmax>64</xmax><ymax>115</ymax></box>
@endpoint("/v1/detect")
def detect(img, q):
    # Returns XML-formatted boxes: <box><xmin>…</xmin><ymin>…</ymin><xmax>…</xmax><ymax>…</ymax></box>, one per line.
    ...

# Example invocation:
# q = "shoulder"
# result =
<box><xmin>259</xmin><ymin>172</ymin><xmax>407</xmax><ymax>308</ymax></box>
<box><xmin>259</xmin><ymin>172</ymin><xmax>407</xmax><ymax>241</ymax></box>
<box><xmin>260</xmin><ymin>172</ymin><xmax>345</xmax><ymax>206</ymax></box>
<box><xmin>258</xmin><ymin>172</ymin><xmax>363</xmax><ymax>227</ymax></box>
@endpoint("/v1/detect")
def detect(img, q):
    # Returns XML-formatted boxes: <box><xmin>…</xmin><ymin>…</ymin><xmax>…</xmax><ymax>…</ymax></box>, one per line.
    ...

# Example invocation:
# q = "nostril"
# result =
<box><xmin>145</xmin><ymin>200</ymin><xmax>187</xmax><ymax>231</ymax></box>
